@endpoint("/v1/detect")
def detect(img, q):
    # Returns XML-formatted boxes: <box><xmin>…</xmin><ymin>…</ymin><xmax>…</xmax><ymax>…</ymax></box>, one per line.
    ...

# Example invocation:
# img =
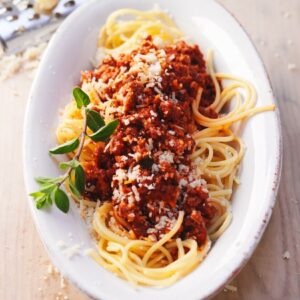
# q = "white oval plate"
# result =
<box><xmin>23</xmin><ymin>0</ymin><xmax>282</xmax><ymax>299</ymax></box>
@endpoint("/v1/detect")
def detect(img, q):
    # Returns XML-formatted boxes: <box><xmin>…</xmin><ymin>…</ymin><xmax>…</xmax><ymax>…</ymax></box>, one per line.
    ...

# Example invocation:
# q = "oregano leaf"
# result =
<box><xmin>46</xmin><ymin>193</ymin><xmax>53</xmax><ymax>205</ymax></box>
<box><xmin>89</xmin><ymin>119</ymin><xmax>119</xmax><ymax>142</ymax></box>
<box><xmin>73</xmin><ymin>87</ymin><xmax>90</xmax><ymax>109</ymax></box>
<box><xmin>68</xmin><ymin>177</ymin><xmax>81</xmax><ymax>199</ymax></box>
<box><xmin>59</xmin><ymin>159</ymin><xmax>80</xmax><ymax>170</ymax></box>
<box><xmin>30</xmin><ymin>191</ymin><xmax>45</xmax><ymax>199</ymax></box>
<box><xmin>54</xmin><ymin>188</ymin><xmax>69</xmax><ymax>213</ymax></box>
<box><xmin>39</xmin><ymin>183</ymin><xmax>57</xmax><ymax>193</ymax></box>
<box><xmin>36</xmin><ymin>195</ymin><xmax>47</xmax><ymax>209</ymax></box>
<box><xmin>75</xmin><ymin>165</ymin><xmax>85</xmax><ymax>194</ymax></box>
<box><xmin>86</xmin><ymin>109</ymin><xmax>105</xmax><ymax>132</ymax></box>
<box><xmin>49</xmin><ymin>138</ymin><xmax>79</xmax><ymax>155</ymax></box>
<box><xmin>35</xmin><ymin>177</ymin><xmax>61</xmax><ymax>185</ymax></box>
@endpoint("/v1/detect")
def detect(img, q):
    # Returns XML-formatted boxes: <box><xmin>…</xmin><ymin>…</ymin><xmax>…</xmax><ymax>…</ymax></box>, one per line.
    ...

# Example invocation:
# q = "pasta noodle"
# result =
<box><xmin>87</xmin><ymin>202</ymin><xmax>211</xmax><ymax>286</ymax></box>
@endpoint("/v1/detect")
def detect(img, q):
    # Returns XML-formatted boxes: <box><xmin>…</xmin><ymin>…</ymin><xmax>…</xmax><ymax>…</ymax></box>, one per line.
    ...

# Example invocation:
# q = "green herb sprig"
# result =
<box><xmin>30</xmin><ymin>87</ymin><xmax>119</xmax><ymax>213</ymax></box>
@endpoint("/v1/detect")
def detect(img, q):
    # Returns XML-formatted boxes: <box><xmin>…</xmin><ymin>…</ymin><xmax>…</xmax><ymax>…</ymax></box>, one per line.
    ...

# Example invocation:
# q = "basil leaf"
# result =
<box><xmin>86</xmin><ymin>109</ymin><xmax>105</xmax><ymax>132</ymax></box>
<box><xmin>49</xmin><ymin>138</ymin><xmax>79</xmax><ymax>155</ymax></box>
<box><xmin>36</xmin><ymin>195</ymin><xmax>47</xmax><ymax>209</ymax></box>
<box><xmin>35</xmin><ymin>177</ymin><xmax>61</xmax><ymax>185</ymax></box>
<box><xmin>59</xmin><ymin>159</ymin><xmax>80</xmax><ymax>170</ymax></box>
<box><xmin>75</xmin><ymin>165</ymin><xmax>85</xmax><ymax>194</ymax></box>
<box><xmin>54</xmin><ymin>188</ymin><xmax>69</xmax><ymax>213</ymax></box>
<box><xmin>89</xmin><ymin>119</ymin><xmax>119</xmax><ymax>142</ymax></box>
<box><xmin>68</xmin><ymin>177</ymin><xmax>81</xmax><ymax>199</ymax></box>
<box><xmin>73</xmin><ymin>87</ymin><xmax>90</xmax><ymax>109</ymax></box>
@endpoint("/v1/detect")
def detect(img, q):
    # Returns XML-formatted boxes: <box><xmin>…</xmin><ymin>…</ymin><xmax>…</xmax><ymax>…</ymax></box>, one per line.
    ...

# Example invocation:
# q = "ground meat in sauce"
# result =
<box><xmin>82</xmin><ymin>37</ymin><xmax>217</xmax><ymax>246</ymax></box>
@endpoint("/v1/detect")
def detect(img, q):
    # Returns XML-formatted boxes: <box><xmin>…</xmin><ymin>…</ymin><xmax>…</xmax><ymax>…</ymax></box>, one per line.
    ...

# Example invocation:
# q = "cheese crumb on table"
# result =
<box><xmin>283</xmin><ymin>250</ymin><xmax>290</xmax><ymax>260</ymax></box>
<box><xmin>62</xmin><ymin>244</ymin><xmax>82</xmax><ymax>259</ymax></box>
<box><xmin>224</xmin><ymin>284</ymin><xmax>238</xmax><ymax>292</ymax></box>
<box><xmin>47</xmin><ymin>264</ymin><xmax>54</xmax><ymax>274</ymax></box>
<box><xmin>287</xmin><ymin>63</ymin><xmax>297</xmax><ymax>71</ymax></box>
<box><xmin>282</xmin><ymin>11</ymin><xmax>291</xmax><ymax>19</ymax></box>
<box><xmin>56</xmin><ymin>240</ymin><xmax>67</xmax><ymax>249</ymax></box>
<box><xmin>0</xmin><ymin>43</ymin><xmax>46</xmax><ymax>81</ymax></box>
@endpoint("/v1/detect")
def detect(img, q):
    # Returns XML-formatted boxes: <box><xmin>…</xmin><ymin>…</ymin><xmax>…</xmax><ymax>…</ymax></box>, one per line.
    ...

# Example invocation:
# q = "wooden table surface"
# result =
<box><xmin>1</xmin><ymin>0</ymin><xmax>299</xmax><ymax>299</ymax></box>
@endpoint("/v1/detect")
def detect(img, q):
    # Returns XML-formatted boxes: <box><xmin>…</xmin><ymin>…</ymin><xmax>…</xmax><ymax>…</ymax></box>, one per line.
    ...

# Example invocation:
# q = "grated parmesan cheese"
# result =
<box><xmin>155</xmin><ymin>216</ymin><xmax>169</xmax><ymax>230</ymax></box>
<box><xmin>127</xmin><ymin>165</ymin><xmax>141</xmax><ymax>181</ymax></box>
<box><xmin>146</xmin><ymin>82</ymin><xmax>155</xmax><ymax>88</ymax></box>
<box><xmin>169</xmin><ymin>54</ymin><xmax>175</xmax><ymax>61</ymax></box>
<box><xmin>138</xmin><ymin>72</ymin><xmax>148</xmax><ymax>83</ymax></box>
<box><xmin>150</xmin><ymin>110</ymin><xmax>158</xmax><ymax>117</ymax></box>
<box><xmin>152</xmin><ymin>163</ymin><xmax>160</xmax><ymax>173</ymax></box>
<box><xmin>62</xmin><ymin>244</ymin><xmax>81</xmax><ymax>259</ymax></box>
<box><xmin>114</xmin><ymin>169</ymin><xmax>127</xmax><ymax>183</ymax></box>
<box><xmin>146</xmin><ymin>138</ymin><xmax>154</xmax><ymax>152</ymax></box>
<box><xmin>153</xmin><ymin>36</ymin><xmax>164</xmax><ymax>47</ymax></box>
<box><xmin>153</xmin><ymin>86</ymin><xmax>163</xmax><ymax>95</ymax></box>
<box><xmin>189</xmin><ymin>179</ymin><xmax>206</xmax><ymax>188</ymax></box>
<box><xmin>56</xmin><ymin>240</ymin><xmax>67</xmax><ymax>249</ymax></box>
<box><xmin>143</xmin><ymin>53</ymin><xmax>157</xmax><ymax>63</ymax></box>
<box><xmin>158</xmin><ymin>49</ymin><xmax>166</xmax><ymax>58</ymax></box>
<box><xmin>132</xmin><ymin>186</ymin><xmax>141</xmax><ymax>202</ymax></box>
<box><xmin>128</xmin><ymin>195</ymin><xmax>135</xmax><ymax>204</ymax></box>
<box><xmin>145</xmin><ymin>183</ymin><xmax>155</xmax><ymax>190</ymax></box>
<box><xmin>178</xmin><ymin>164</ymin><xmax>189</xmax><ymax>172</ymax></box>
<box><xmin>121</xmin><ymin>155</ymin><xmax>128</xmax><ymax>161</ymax></box>
<box><xmin>83</xmin><ymin>248</ymin><xmax>94</xmax><ymax>256</ymax></box>
<box><xmin>179</xmin><ymin>179</ymin><xmax>188</xmax><ymax>188</ymax></box>
<box><xmin>147</xmin><ymin>228</ymin><xmax>156</xmax><ymax>234</ymax></box>
<box><xmin>148</xmin><ymin>61</ymin><xmax>161</xmax><ymax>77</ymax></box>
<box><xmin>113</xmin><ymin>188</ymin><xmax>122</xmax><ymax>200</ymax></box>
<box><xmin>159</xmin><ymin>151</ymin><xmax>174</xmax><ymax>164</ymax></box>
<box><xmin>85</xmin><ymin>207</ymin><xmax>95</xmax><ymax>231</ymax></box>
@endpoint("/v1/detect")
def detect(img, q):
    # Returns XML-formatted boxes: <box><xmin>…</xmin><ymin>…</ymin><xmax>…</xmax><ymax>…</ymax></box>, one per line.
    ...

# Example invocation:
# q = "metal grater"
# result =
<box><xmin>0</xmin><ymin>0</ymin><xmax>86</xmax><ymax>54</ymax></box>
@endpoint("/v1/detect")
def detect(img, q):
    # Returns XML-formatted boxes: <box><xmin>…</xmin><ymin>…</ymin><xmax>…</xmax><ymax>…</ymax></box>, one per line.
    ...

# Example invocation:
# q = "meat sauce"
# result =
<box><xmin>82</xmin><ymin>37</ymin><xmax>217</xmax><ymax>245</ymax></box>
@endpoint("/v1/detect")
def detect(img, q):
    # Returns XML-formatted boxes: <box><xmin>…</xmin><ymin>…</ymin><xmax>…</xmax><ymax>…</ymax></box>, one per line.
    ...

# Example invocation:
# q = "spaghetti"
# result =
<box><xmin>56</xmin><ymin>8</ymin><xmax>275</xmax><ymax>287</ymax></box>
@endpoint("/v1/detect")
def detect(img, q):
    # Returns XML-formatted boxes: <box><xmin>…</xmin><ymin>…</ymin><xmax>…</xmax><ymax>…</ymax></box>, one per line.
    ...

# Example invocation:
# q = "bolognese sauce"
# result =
<box><xmin>82</xmin><ymin>37</ymin><xmax>218</xmax><ymax>246</ymax></box>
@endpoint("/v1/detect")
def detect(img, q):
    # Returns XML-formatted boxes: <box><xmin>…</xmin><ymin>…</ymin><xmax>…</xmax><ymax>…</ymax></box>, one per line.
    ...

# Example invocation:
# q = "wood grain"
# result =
<box><xmin>0</xmin><ymin>0</ymin><xmax>299</xmax><ymax>299</ymax></box>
